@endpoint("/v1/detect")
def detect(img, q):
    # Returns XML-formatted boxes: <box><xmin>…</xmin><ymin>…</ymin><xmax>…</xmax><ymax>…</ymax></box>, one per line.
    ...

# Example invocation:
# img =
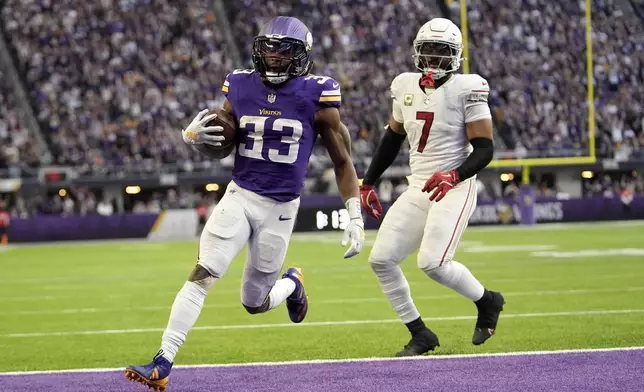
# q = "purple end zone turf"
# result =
<box><xmin>1</xmin><ymin>350</ymin><xmax>643</xmax><ymax>392</ymax></box>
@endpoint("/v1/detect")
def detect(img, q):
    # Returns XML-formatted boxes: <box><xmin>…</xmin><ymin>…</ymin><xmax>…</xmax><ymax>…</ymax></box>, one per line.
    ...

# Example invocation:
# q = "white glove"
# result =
<box><xmin>182</xmin><ymin>109</ymin><xmax>225</xmax><ymax>146</ymax></box>
<box><xmin>341</xmin><ymin>197</ymin><xmax>365</xmax><ymax>259</ymax></box>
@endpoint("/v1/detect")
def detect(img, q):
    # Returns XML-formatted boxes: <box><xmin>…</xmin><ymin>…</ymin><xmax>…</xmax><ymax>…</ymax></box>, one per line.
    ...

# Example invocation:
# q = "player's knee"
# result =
<box><xmin>242</xmin><ymin>296</ymin><xmax>270</xmax><ymax>315</ymax></box>
<box><xmin>426</xmin><ymin>264</ymin><xmax>448</xmax><ymax>283</ymax></box>
<box><xmin>417</xmin><ymin>249</ymin><xmax>445</xmax><ymax>273</ymax></box>
<box><xmin>368</xmin><ymin>246</ymin><xmax>397</xmax><ymax>271</ymax></box>
<box><xmin>188</xmin><ymin>264</ymin><xmax>217</xmax><ymax>291</ymax></box>
<box><xmin>198</xmin><ymin>233</ymin><xmax>235</xmax><ymax>280</ymax></box>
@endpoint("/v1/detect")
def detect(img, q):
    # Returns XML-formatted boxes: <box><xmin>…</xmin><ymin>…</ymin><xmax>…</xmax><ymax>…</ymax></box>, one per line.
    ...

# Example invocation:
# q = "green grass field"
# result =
<box><xmin>1</xmin><ymin>221</ymin><xmax>644</xmax><ymax>372</ymax></box>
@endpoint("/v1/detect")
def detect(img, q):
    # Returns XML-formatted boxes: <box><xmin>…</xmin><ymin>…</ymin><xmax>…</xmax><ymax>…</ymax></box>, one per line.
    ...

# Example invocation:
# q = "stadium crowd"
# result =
<box><xmin>1</xmin><ymin>0</ymin><xmax>643</xmax><ymax>172</ymax></box>
<box><xmin>0</xmin><ymin>69</ymin><xmax>40</xmax><ymax>173</ymax></box>
<box><xmin>468</xmin><ymin>0</ymin><xmax>644</xmax><ymax>160</ymax></box>
<box><xmin>1</xmin><ymin>0</ymin><xmax>232</xmax><ymax>173</ymax></box>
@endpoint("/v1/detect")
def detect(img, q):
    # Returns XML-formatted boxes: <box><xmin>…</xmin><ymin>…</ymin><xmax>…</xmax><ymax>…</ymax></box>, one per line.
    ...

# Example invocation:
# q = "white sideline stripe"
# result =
<box><xmin>4</xmin><ymin>309</ymin><xmax>644</xmax><ymax>338</ymax></box>
<box><xmin>1</xmin><ymin>346</ymin><xmax>643</xmax><ymax>376</ymax></box>
<box><xmin>8</xmin><ymin>286</ymin><xmax>644</xmax><ymax>317</ymax></box>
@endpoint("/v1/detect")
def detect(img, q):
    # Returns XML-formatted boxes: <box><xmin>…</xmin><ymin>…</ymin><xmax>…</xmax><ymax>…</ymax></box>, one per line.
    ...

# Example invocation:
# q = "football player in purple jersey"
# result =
<box><xmin>125</xmin><ymin>16</ymin><xmax>364</xmax><ymax>391</ymax></box>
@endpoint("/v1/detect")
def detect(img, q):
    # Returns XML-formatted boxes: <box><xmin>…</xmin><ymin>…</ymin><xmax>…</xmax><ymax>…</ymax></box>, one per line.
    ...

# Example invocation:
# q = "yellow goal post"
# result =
<box><xmin>459</xmin><ymin>0</ymin><xmax>596</xmax><ymax>183</ymax></box>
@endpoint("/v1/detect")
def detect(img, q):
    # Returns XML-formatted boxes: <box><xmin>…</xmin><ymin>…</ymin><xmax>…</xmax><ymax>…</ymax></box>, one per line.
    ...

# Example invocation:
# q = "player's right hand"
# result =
<box><xmin>182</xmin><ymin>109</ymin><xmax>225</xmax><ymax>146</ymax></box>
<box><xmin>359</xmin><ymin>184</ymin><xmax>383</xmax><ymax>220</ymax></box>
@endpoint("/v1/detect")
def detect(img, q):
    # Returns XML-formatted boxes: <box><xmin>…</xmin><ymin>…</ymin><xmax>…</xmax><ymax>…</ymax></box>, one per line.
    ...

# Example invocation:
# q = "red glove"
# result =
<box><xmin>422</xmin><ymin>170</ymin><xmax>460</xmax><ymax>202</ymax></box>
<box><xmin>360</xmin><ymin>184</ymin><xmax>383</xmax><ymax>220</ymax></box>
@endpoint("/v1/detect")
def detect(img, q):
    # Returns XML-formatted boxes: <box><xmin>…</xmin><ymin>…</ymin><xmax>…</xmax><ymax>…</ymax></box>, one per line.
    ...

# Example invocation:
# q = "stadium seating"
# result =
<box><xmin>1</xmin><ymin>0</ymin><xmax>233</xmax><ymax>171</ymax></box>
<box><xmin>468</xmin><ymin>0</ymin><xmax>644</xmax><ymax>159</ymax></box>
<box><xmin>0</xmin><ymin>68</ymin><xmax>40</xmax><ymax>172</ymax></box>
<box><xmin>1</xmin><ymin>0</ymin><xmax>642</xmax><ymax>168</ymax></box>
<box><xmin>227</xmin><ymin>0</ymin><xmax>444</xmax><ymax>165</ymax></box>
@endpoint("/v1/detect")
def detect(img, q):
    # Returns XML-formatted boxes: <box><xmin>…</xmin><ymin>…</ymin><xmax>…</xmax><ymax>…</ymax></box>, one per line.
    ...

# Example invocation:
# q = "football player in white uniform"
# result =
<box><xmin>359</xmin><ymin>18</ymin><xmax>504</xmax><ymax>356</ymax></box>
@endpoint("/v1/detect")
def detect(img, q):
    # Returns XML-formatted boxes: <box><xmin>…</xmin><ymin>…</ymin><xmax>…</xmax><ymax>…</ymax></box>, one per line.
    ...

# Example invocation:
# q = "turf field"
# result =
<box><xmin>1</xmin><ymin>221</ymin><xmax>644</xmax><ymax>387</ymax></box>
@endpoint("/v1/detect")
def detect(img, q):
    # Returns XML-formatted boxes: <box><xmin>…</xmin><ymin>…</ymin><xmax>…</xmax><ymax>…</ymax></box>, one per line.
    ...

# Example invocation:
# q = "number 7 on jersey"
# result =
<box><xmin>416</xmin><ymin>111</ymin><xmax>434</xmax><ymax>153</ymax></box>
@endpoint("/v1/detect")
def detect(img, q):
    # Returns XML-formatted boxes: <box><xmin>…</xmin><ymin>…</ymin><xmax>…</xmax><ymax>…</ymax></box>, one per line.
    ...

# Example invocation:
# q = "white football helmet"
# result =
<box><xmin>413</xmin><ymin>18</ymin><xmax>464</xmax><ymax>79</ymax></box>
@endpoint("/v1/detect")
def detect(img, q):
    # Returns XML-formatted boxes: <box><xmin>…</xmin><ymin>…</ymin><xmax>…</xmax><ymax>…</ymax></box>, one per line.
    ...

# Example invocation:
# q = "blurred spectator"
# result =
<box><xmin>0</xmin><ymin>68</ymin><xmax>41</xmax><ymax>174</ymax></box>
<box><xmin>468</xmin><ymin>0</ymin><xmax>644</xmax><ymax>160</ymax></box>
<box><xmin>2</xmin><ymin>0</ymin><xmax>233</xmax><ymax>172</ymax></box>
<box><xmin>96</xmin><ymin>198</ymin><xmax>114</xmax><ymax>216</ymax></box>
<box><xmin>0</xmin><ymin>0</ymin><xmax>642</xmax><ymax>175</ymax></box>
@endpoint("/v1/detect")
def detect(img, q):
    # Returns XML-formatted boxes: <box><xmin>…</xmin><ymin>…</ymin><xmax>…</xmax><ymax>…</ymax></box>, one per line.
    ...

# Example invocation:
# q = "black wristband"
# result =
<box><xmin>456</xmin><ymin>137</ymin><xmax>494</xmax><ymax>181</ymax></box>
<box><xmin>363</xmin><ymin>126</ymin><xmax>406</xmax><ymax>185</ymax></box>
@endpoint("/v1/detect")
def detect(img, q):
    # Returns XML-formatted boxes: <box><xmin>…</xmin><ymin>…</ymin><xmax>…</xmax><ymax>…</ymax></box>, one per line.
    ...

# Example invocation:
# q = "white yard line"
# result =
<box><xmin>6</xmin><ymin>286</ymin><xmax>644</xmax><ymax>317</ymax></box>
<box><xmin>1</xmin><ymin>346</ymin><xmax>643</xmax><ymax>376</ymax></box>
<box><xmin>3</xmin><ymin>308</ymin><xmax>643</xmax><ymax>339</ymax></box>
<box><xmin>2</xmin><ymin>272</ymin><xmax>641</xmax><ymax>303</ymax></box>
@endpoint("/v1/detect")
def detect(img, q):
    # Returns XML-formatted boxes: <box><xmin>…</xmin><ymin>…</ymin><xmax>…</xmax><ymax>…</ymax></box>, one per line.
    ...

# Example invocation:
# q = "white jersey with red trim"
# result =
<box><xmin>390</xmin><ymin>72</ymin><xmax>492</xmax><ymax>189</ymax></box>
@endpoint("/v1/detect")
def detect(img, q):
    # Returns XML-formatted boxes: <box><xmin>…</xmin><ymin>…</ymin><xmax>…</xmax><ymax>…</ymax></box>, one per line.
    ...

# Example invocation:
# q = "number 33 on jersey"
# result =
<box><xmin>222</xmin><ymin>69</ymin><xmax>341</xmax><ymax>202</ymax></box>
<box><xmin>390</xmin><ymin>72</ymin><xmax>492</xmax><ymax>189</ymax></box>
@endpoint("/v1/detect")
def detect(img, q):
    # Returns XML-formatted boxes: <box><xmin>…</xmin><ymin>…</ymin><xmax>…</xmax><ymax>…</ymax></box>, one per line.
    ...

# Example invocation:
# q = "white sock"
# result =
<box><xmin>159</xmin><ymin>281</ymin><xmax>210</xmax><ymax>362</ymax></box>
<box><xmin>426</xmin><ymin>261</ymin><xmax>484</xmax><ymax>301</ymax></box>
<box><xmin>267</xmin><ymin>278</ymin><xmax>296</xmax><ymax>310</ymax></box>
<box><xmin>371</xmin><ymin>263</ymin><xmax>420</xmax><ymax>323</ymax></box>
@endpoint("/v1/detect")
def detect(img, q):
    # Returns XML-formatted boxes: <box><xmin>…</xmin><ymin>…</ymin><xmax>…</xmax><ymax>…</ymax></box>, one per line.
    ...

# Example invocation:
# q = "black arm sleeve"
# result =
<box><xmin>363</xmin><ymin>126</ymin><xmax>406</xmax><ymax>185</ymax></box>
<box><xmin>456</xmin><ymin>137</ymin><xmax>494</xmax><ymax>181</ymax></box>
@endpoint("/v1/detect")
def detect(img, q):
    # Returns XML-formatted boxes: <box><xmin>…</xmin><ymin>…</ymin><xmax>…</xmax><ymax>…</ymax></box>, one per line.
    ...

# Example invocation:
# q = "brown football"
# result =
<box><xmin>193</xmin><ymin>107</ymin><xmax>237</xmax><ymax>159</ymax></box>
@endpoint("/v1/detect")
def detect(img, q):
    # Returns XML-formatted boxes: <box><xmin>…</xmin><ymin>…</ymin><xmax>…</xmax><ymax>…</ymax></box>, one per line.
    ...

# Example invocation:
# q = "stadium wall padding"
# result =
<box><xmin>146</xmin><ymin>210</ymin><xmax>199</xmax><ymax>242</ymax></box>
<box><xmin>7</xmin><ymin>213</ymin><xmax>159</xmax><ymax>243</ymax></box>
<box><xmin>4</xmin><ymin>196</ymin><xmax>644</xmax><ymax>243</ymax></box>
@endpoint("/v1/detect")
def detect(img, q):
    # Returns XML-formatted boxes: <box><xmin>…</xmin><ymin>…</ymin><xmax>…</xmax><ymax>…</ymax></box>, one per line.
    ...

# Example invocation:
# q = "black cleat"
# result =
<box><xmin>395</xmin><ymin>328</ymin><xmax>440</xmax><ymax>357</ymax></box>
<box><xmin>472</xmin><ymin>290</ymin><xmax>505</xmax><ymax>345</ymax></box>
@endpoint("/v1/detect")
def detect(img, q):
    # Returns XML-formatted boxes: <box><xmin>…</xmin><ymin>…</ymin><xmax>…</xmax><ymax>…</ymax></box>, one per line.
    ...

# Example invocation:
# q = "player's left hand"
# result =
<box><xmin>342</xmin><ymin>217</ymin><xmax>365</xmax><ymax>259</ymax></box>
<box><xmin>422</xmin><ymin>170</ymin><xmax>460</xmax><ymax>202</ymax></box>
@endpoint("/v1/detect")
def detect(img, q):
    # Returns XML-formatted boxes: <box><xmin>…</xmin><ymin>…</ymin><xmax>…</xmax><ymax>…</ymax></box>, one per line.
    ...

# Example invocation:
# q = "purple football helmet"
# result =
<box><xmin>252</xmin><ymin>16</ymin><xmax>313</xmax><ymax>84</ymax></box>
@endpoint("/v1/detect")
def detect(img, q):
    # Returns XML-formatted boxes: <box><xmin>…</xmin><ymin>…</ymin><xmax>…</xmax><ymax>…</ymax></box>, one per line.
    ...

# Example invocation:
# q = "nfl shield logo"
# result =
<box><xmin>268</xmin><ymin>94</ymin><xmax>276</xmax><ymax>103</ymax></box>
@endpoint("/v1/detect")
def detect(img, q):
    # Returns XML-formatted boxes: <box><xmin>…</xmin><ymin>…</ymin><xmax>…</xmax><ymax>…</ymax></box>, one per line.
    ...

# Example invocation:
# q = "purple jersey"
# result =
<box><xmin>222</xmin><ymin>69</ymin><xmax>341</xmax><ymax>202</ymax></box>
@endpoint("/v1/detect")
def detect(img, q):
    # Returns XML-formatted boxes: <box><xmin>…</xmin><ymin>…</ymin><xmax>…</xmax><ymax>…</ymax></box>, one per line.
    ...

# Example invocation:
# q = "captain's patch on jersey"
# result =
<box><xmin>465</xmin><ymin>92</ymin><xmax>488</xmax><ymax>103</ymax></box>
<box><xmin>404</xmin><ymin>94</ymin><xmax>414</xmax><ymax>106</ymax></box>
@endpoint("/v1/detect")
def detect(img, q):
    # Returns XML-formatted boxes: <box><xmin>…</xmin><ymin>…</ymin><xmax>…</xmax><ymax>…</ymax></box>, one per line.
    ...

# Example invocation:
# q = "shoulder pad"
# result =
<box><xmin>453</xmin><ymin>73</ymin><xmax>490</xmax><ymax>95</ymax></box>
<box><xmin>304</xmin><ymin>74</ymin><xmax>341</xmax><ymax>107</ymax></box>
<box><xmin>391</xmin><ymin>72</ymin><xmax>421</xmax><ymax>92</ymax></box>
<box><xmin>222</xmin><ymin>69</ymin><xmax>255</xmax><ymax>95</ymax></box>
<box><xmin>231</xmin><ymin>69</ymin><xmax>255</xmax><ymax>76</ymax></box>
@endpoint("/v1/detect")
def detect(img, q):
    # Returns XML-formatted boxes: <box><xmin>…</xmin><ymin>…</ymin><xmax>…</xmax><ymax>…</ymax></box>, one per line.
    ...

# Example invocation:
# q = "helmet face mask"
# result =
<box><xmin>252</xmin><ymin>17</ymin><xmax>313</xmax><ymax>84</ymax></box>
<box><xmin>413</xmin><ymin>18</ymin><xmax>464</xmax><ymax>80</ymax></box>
